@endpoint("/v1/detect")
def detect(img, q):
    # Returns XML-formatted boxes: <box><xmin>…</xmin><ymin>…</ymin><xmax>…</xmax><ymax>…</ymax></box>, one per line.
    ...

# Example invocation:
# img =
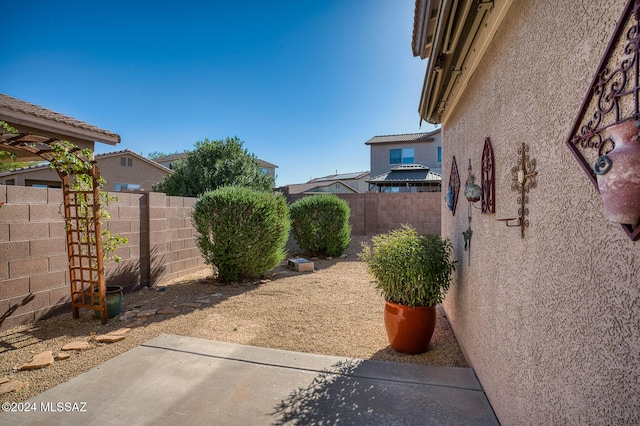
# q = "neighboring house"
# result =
<box><xmin>0</xmin><ymin>93</ymin><xmax>120</xmax><ymax>160</ymax></box>
<box><xmin>413</xmin><ymin>1</ymin><xmax>638</xmax><ymax>424</ymax></box>
<box><xmin>279</xmin><ymin>171</ymin><xmax>370</xmax><ymax>196</ymax></box>
<box><xmin>153</xmin><ymin>152</ymin><xmax>278</xmax><ymax>181</ymax></box>
<box><xmin>367</xmin><ymin>164</ymin><xmax>441</xmax><ymax>192</ymax></box>
<box><xmin>0</xmin><ymin>149</ymin><xmax>171</xmax><ymax>192</ymax></box>
<box><xmin>365</xmin><ymin>130</ymin><xmax>442</xmax><ymax>178</ymax></box>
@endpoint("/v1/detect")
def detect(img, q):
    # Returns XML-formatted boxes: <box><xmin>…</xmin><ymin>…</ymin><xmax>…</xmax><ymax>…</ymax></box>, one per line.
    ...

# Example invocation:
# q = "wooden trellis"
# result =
<box><xmin>0</xmin><ymin>131</ymin><xmax>109</xmax><ymax>322</ymax></box>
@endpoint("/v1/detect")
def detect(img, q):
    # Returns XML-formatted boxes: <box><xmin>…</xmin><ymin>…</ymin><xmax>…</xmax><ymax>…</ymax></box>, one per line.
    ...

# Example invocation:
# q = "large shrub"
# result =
<box><xmin>289</xmin><ymin>194</ymin><xmax>351</xmax><ymax>257</ymax></box>
<box><xmin>153</xmin><ymin>137</ymin><xmax>274</xmax><ymax>197</ymax></box>
<box><xmin>192</xmin><ymin>186</ymin><xmax>290</xmax><ymax>282</ymax></box>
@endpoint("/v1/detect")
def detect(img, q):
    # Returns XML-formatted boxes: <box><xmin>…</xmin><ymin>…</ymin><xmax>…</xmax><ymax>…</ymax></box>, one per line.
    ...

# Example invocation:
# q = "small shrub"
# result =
<box><xmin>289</xmin><ymin>194</ymin><xmax>351</xmax><ymax>257</ymax></box>
<box><xmin>359</xmin><ymin>225</ymin><xmax>456</xmax><ymax>307</ymax></box>
<box><xmin>192</xmin><ymin>186</ymin><xmax>290</xmax><ymax>282</ymax></box>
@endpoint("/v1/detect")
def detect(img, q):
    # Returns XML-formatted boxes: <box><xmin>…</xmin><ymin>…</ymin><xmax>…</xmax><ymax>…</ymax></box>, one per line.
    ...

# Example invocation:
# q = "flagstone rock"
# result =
<box><xmin>211</xmin><ymin>293</ymin><xmax>223</xmax><ymax>298</ymax></box>
<box><xmin>179</xmin><ymin>302</ymin><xmax>202</xmax><ymax>308</ymax></box>
<box><xmin>136</xmin><ymin>309</ymin><xmax>158</xmax><ymax>318</ymax></box>
<box><xmin>120</xmin><ymin>311</ymin><xmax>138</xmax><ymax>321</ymax></box>
<box><xmin>54</xmin><ymin>352</ymin><xmax>71</xmax><ymax>361</ymax></box>
<box><xmin>95</xmin><ymin>334</ymin><xmax>126</xmax><ymax>343</ymax></box>
<box><xmin>129</xmin><ymin>318</ymin><xmax>147</xmax><ymax>327</ymax></box>
<box><xmin>195</xmin><ymin>298</ymin><xmax>211</xmax><ymax>304</ymax></box>
<box><xmin>108</xmin><ymin>327</ymin><xmax>131</xmax><ymax>336</ymax></box>
<box><xmin>0</xmin><ymin>379</ymin><xmax>25</xmax><ymax>395</ymax></box>
<box><xmin>61</xmin><ymin>341</ymin><xmax>91</xmax><ymax>351</ymax></box>
<box><xmin>19</xmin><ymin>351</ymin><xmax>54</xmax><ymax>370</ymax></box>
<box><xmin>0</xmin><ymin>377</ymin><xmax>10</xmax><ymax>385</ymax></box>
<box><xmin>157</xmin><ymin>307</ymin><xmax>179</xmax><ymax>315</ymax></box>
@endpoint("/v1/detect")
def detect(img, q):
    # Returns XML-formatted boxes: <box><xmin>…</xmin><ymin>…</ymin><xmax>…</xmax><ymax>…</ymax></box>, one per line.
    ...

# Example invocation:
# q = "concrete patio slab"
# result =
<box><xmin>0</xmin><ymin>334</ymin><xmax>498</xmax><ymax>425</ymax></box>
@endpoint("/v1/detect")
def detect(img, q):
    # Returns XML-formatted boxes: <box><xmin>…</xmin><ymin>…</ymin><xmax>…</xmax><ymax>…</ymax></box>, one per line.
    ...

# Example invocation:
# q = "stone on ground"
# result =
<box><xmin>18</xmin><ymin>351</ymin><xmax>54</xmax><ymax>370</ymax></box>
<box><xmin>61</xmin><ymin>341</ymin><xmax>91</xmax><ymax>351</ymax></box>
<box><xmin>0</xmin><ymin>379</ymin><xmax>26</xmax><ymax>395</ymax></box>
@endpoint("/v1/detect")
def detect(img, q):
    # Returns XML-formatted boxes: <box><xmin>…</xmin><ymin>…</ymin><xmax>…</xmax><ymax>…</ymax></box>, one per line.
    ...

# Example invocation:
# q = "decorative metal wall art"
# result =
<box><xmin>565</xmin><ymin>0</ymin><xmax>640</xmax><ymax>240</ymax></box>
<box><xmin>464</xmin><ymin>159</ymin><xmax>482</xmax><ymax>203</ymax></box>
<box><xmin>462</xmin><ymin>160</ymin><xmax>481</xmax><ymax>266</ymax></box>
<box><xmin>497</xmin><ymin>143</ymin><xmax>538</xmax><ymax>238</ymax></box>
<box><xmin>481</xmin><ymin>137</ymin><xmax>496</xmax><ymax>213</ymax></box>
<box><xmin>447</xmin><ymin>156</ymin><xmax>460</xmax><ymax>215</ymax></box>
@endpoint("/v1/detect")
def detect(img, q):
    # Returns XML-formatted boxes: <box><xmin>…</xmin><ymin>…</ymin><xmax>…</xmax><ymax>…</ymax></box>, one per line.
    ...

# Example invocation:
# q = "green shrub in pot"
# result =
<box><xmin>359</xmin><ymin>225</ymin><xmax>456</xmax><ymax>306</ymax></box>
<box><xmin>359</xmin><ymin>225</ymin><xmax>457</xmax><ymax>353</ymax></box>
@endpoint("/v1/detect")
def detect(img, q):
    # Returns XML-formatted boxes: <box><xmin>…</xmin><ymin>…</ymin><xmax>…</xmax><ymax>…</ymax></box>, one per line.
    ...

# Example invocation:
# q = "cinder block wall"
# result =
<box><xmin>0</xmin><ymin>186</ymin><xmax>207</xmax><ymax>331</ymax></box>
<box><xmin>287</xmin><ymin>192</ymin><xmax>442</xmax><ymax>235</ymax></box>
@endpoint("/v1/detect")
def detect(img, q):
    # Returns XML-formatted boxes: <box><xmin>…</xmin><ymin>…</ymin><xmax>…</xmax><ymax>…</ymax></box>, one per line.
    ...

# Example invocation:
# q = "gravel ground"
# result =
<box><xmin>0</xmin><ymin>236</ymin><xmax>467</xmax><ymax>404</ymax></box>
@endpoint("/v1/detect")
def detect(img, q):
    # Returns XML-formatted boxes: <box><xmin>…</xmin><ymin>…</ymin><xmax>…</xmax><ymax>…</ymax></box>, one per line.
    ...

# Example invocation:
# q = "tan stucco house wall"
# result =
<box><xmin>96</xmin><ymin>151</ymin><xmax>170</xmax><ymax>192</ymax></box>
<box><xmin>416</xmin><ymin>0</ymin><xmax>639</xmax><ymax>424</ymax></box>
<box><xmin>0</xmin><ymin>150</ymin><xmax>171</xmax><ymax>192</ymax></box>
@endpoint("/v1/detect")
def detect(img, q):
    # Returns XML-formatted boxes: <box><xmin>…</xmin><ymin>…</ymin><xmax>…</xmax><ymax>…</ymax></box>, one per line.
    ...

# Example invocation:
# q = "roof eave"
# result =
<box><xmin>417</xmin><ymin>0</ymin><xmax>514</xmax><ymax>125</ymax></box>
<box><xmin>1</xmin><ymin>109</ymin><xmax>120</xmax><ymax>145</ymax></box>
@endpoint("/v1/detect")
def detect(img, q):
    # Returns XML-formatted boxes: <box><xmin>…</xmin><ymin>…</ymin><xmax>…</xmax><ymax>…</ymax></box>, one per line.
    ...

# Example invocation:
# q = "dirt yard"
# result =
<box><xmin>0</xmin><ymin>236</ymin><xmax>467</xmax><ymax>403</ymax></box>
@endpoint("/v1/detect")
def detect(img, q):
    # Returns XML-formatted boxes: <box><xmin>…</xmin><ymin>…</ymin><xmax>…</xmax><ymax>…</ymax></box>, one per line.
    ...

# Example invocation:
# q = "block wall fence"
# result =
<box><xmin>0</xmin><ymin>186</ymin><xmax>207</xmax><ymax>331</ymax></box>
<box><xmin>286</xmin><ymin>192</ymin><xmax>442</xmax><ymax>236</ymax></box>
<box><xmin>1</xmin><ymin>186</ymin><xmax>441</xmax><ymax>330</ymax></box>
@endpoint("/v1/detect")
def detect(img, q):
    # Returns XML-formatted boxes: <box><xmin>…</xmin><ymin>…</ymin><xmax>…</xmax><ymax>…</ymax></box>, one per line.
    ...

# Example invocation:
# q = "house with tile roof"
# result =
<box><xmin>0</xmin><ymin>149</ymin><xmax>171</xmax><ymax>192</ymax></box>
<box><xmin>365</xmin><ymin>129</ymin><xmax>442</xmax><ymax>191</ymax></box>
<box><xmin>365</xmin><ymin>129</ymin><xmax>442</xmax><ymax>176</ymax></box>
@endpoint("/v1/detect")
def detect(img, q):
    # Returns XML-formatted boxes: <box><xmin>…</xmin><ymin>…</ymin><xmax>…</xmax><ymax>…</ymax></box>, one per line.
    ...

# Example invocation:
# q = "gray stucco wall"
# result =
<box><xmin>369</xmin><ymin>136</ymin><xmax>442</xmax><ymax>178</ymax></box>
<box><xmin>440</xmin><ymin>1</ymin><xmax>639</xmax><ymax>424</ymax></box>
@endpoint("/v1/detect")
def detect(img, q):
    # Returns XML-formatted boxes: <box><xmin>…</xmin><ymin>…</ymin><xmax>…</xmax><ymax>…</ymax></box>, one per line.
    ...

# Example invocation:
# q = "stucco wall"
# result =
<box><xmin>98</xmin><ymin>154</ymin><xmax>169</xmax><ymax>192</ymax></box>
<box><xmin>440</xmin><ymin>1</ymin><xmax>639</xmax><ymax>424</ymax></box>
<box><xmin>369</xmin><ymin>137</ymin><xmax>442</xmax><ymax>177</ymax></box>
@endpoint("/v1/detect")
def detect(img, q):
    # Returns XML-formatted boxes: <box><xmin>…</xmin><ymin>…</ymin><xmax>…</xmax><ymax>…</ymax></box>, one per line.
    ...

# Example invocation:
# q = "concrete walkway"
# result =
<box><xmin>0</xmin><ymin>334</ymin><xmax>498</xmax><ymax>425</ymax></box>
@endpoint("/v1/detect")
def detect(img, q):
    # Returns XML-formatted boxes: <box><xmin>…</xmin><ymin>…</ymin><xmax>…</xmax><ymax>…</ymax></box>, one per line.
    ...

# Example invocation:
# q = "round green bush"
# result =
<box><xmin>192</xmin><ymin>186</ymin><xmax>290</xmax><ymax>282</ymax></box>
<box><xmin>289</xmin><ymin>194</ymin><xmax>351</xmax><ymax>257</ymax></box>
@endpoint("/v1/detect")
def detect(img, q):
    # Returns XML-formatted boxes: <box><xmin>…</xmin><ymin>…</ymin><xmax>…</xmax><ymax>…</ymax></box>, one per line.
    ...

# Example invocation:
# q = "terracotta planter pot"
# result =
<box><xmin>595</xmin><ymin>120</ymin><xmax>640</xmax><ymax>225</ymax></box>
<box><xmin>384</xmin><ymin>301</ymin><xmax>436</xmax><ymax>354</ymax></box>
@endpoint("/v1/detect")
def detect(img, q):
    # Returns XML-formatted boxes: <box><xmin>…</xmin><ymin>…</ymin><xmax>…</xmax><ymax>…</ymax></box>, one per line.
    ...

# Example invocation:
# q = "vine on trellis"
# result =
<box><xmin>47</xmin><ymin>140</ymin><xmax>128</xmax><ymax>263</ymax></box>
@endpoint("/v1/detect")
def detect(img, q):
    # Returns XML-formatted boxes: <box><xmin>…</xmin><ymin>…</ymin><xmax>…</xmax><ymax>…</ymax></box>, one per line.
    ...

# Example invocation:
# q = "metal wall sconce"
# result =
<box><xmin>497</xmin><ymin>143</ymin><xmax>537</xmax><ymax>238</ymax></box>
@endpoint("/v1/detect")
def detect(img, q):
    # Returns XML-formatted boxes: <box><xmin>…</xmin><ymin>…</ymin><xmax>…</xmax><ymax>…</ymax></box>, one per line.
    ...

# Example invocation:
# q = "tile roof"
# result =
<box><xmin>307</xmin><ymin>171</ymin><xmax>369</xmax><ymax>182</ymax></box>
<box><xmin>96</xmin><ymin>149</ymin><xmax>172</xmax><ymax>172</ymax></box>
<box><xmin>280</xmin><ymin>180</ymin><xmax>359</xmax><ymax>194</ymax></box>
<box><xmin>364</xmin><ymin>129</ymin><xmax>441</xmax><ymax>145</ymax></box>
<box><xmin>0</xmin><ymin>93</ymin><xmax>120</xmax><ymax>144</ymax></box>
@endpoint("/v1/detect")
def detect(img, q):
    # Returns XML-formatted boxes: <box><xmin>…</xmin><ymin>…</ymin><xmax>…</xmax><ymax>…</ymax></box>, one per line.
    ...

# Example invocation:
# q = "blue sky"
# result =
<box><xmin>1</xmin><ymin>0</ymin><xmax>436</xmax><ymax>186</ymax></box>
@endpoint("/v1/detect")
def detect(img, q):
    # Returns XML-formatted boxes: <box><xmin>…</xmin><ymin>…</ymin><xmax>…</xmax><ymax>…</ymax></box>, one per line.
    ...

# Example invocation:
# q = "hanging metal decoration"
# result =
<box><xmin>464</xmin><ymin>159</ymin><xmax>482</xmax><ymax>203</ymax></box>
<box><xmin>447</xmin><ymin>156</ymin><xmax>460</xmax><ymax>215</ymax></box>
<box><xmin>565</xmin><ymin>0</ymin><xmax>640</xmax><ymax>240</ymax></box>
<box><xmin>497</xmin><ymin>143</ymin><xmax>538</xmax><ymax>239</ymax></box>
<box><xmin>481</xmin><ymin>137</ymin><xmax>496</xmax><ymax>213</ymax></box>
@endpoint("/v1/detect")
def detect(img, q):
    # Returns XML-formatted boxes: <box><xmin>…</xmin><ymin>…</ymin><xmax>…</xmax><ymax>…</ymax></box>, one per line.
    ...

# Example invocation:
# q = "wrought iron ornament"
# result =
<box><xmin>498</xmin><ymin>143</ymin><xmax>537</xmax><ymax>239</ymax></box>
<box><xmin>481</xmin><ymin>137</ymin><xmax>496</xmax><ymax>213</ymax></box>
<box><xmin>565</xmin><ymin>0</ymin><xmax>640</xmax><ymax>240</ymax></box>
<box><xmin>447</xmin><ymin>156</ymin><xmax>461</xmax><ymax>215</ymax></box>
